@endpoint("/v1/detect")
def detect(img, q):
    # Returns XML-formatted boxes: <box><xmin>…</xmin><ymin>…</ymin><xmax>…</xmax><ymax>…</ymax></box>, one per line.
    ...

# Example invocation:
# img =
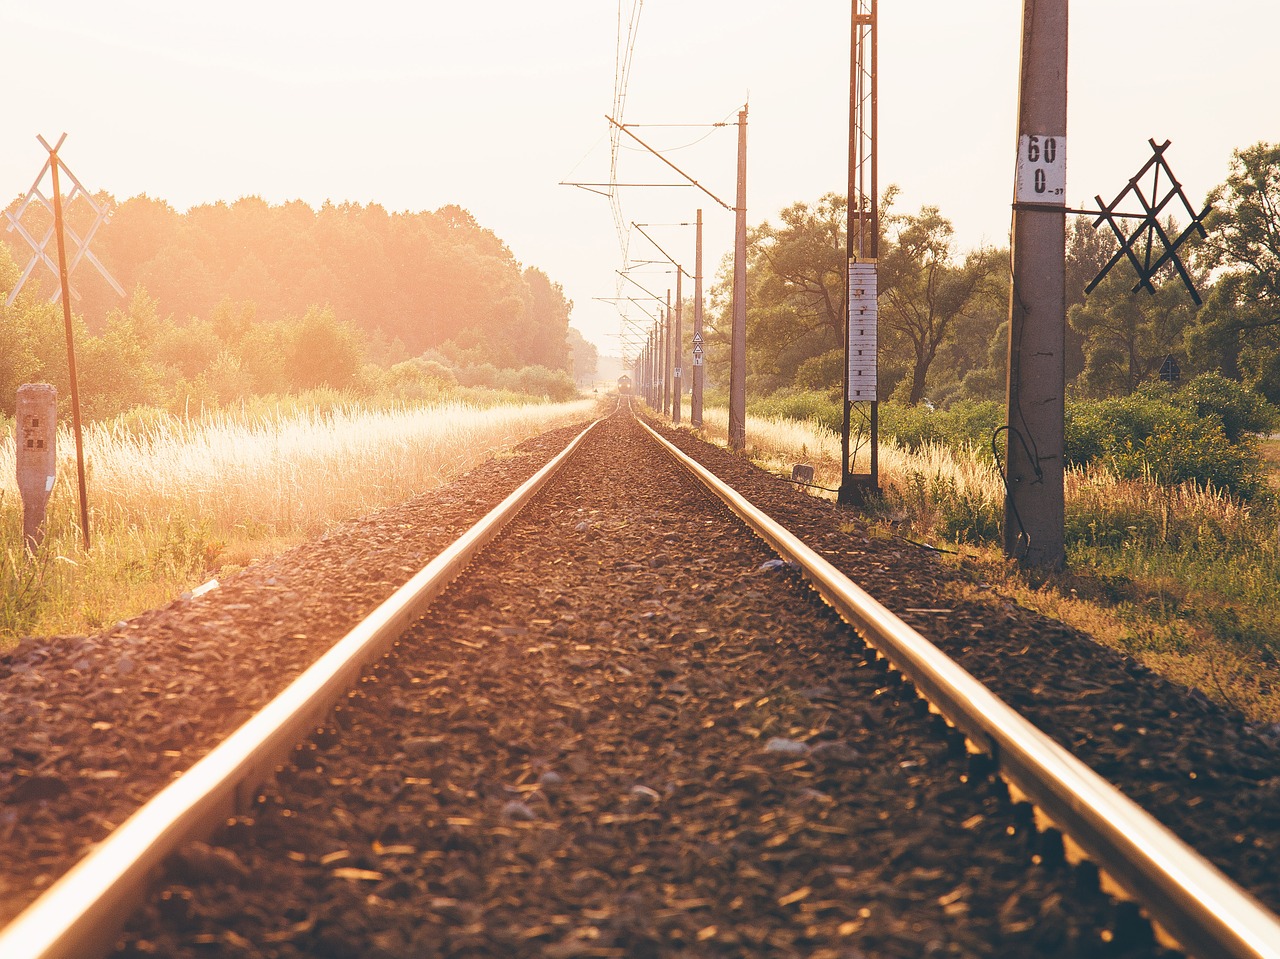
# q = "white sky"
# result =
<box><xmin>2</xmin><ymin>1</ymin><xmax>1275</xmax><ymax>359</ymax></box>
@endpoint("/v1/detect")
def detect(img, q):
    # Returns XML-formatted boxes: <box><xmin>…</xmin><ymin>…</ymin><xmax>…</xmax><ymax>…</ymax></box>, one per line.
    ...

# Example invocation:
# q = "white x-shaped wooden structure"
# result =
<box><xmin>4</xmin><ymin>134</ymin><xmax>124</xmax><ymax>308</ymax></box>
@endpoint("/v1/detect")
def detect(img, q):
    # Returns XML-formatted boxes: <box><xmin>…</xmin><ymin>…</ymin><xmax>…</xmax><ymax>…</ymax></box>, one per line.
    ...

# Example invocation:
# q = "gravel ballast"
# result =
<box><xmin>1</xmin><ymin>402</ymin><xmax>1277</xmax><ymax>958</ymax></box>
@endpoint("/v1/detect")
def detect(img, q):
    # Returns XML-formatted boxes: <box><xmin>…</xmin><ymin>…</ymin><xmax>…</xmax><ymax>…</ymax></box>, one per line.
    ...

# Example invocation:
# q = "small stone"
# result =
<box><xmin>628</xmin><ymin>784</ymin><xmax>661</xmax><ymax>805</ymax></box>
<box><xmin>763</xmin><ymin>737</ymin><xmax>810</xmax><ymax>756</ymax></box>
<box><xmin>14</xmin><ymin>773</ymin><xmax>67</xmax><ymax>802</ymax></box>
<box><xmin>574</xmin><ymin>521</ymin><xmax>591</xmax><ymax>532</ymax></box>
<box><xmin>116</xmin><ymin>656</ymin><xmax>136</xmax><ymax>676</ymax></box>
<box><xmin>502</xmin><ymin>800</ymin><xmax>537</xmax><ymax>821</ymax></box>
<box><xmin>809</xmin><ymin>740</ymin><xmax>860</xmax><ymax>764</ymax></box>
<box><xmin>172</xmin><ymin>841</ymin><xmax>251</xmax><ymax>884</ymax></box>
<box><xmin>538</xmin><ymin>770</ymin><xmax>564</xmax><ymax>788</ymax></box>
<box><xmin>795</xmin><ymin>788</ymin><xmax>836</xmax><ymax>806</ymax></box>
<box><xmin>756</xmin><ymin>558</ymin><xmax>799</xmax><ymax>573</ymax></box>
<box><xmin>401</xmin><ymin>737</ymin><xmax>437</xmax><ymax>759</ymax></box>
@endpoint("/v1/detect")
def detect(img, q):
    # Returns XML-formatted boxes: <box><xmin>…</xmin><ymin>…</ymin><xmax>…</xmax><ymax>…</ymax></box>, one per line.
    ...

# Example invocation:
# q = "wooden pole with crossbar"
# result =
<box><xmin>44</xmin><ymin>136</ymin><xmax>92</xmax><ymax>550</ymax></box>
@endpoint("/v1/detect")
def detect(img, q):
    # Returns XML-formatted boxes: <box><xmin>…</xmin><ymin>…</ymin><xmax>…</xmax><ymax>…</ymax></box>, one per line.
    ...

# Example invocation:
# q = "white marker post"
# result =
<box><xmin>15</xmin><ymin>384</ymin><xmax>57</xmax><ymax>552</ymax></box>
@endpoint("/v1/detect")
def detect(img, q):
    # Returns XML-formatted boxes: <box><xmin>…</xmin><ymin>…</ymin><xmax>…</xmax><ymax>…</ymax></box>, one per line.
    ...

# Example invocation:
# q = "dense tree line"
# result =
<box><xmin>1</xmin><ymin>196</ymin><xmax>585</xmax><ymax>418</ymax></box>
<box><xmin>703</xmin><ymin>141</ymin><xmax>1280</xmax><ymax>411</ymax></box>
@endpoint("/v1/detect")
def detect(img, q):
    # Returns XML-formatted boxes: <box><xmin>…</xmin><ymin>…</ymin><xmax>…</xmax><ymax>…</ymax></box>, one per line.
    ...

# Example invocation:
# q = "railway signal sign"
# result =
<box><xmin>1085</xmin><ymin>139</ymin><xmax>1209</xmax><ymax>306</ymax></box>
<box><xmin>5</xmin><ymin>134</ymin><xmax>123</xmax><ymax>308</ymax></box>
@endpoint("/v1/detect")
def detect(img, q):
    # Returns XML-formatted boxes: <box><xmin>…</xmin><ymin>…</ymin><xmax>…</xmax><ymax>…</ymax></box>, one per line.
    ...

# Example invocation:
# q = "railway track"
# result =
<box><xmin>1</xmin><ymin>400</ymin><xmax>1279</xmax><ymax>958</ymax></box>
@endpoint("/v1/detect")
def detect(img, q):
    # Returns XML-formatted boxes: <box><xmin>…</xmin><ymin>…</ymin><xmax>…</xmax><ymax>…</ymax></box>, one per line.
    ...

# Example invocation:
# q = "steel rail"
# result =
<box><xmin>639</xmin><ymin>417</ymin><xmax>1280</xmax><ymax>959</ymax></box>
<box><xmin>0</xmin><ymin>416</ymin><xmax>605</xmax><ymax>959</ymax></box>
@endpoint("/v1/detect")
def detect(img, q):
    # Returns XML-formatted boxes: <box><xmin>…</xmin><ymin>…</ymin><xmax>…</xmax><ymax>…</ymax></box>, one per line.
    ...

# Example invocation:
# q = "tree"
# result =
<box><xmin>566</xmin><ymin>327</ymin><xmax>599</xmax><ymax>385</ymax></box>
<box><xmin>518</xmin><ymin>268</ymin><xmax>573</xmax><ymax>372</ymax></box>
<box><xmin>1064</xmin><ymin>214</ymin><xmax>1117</xmax><ymax>381</ymax></box>
<box><xmin>879</xmin><ymin>206</ymin><xmax>1000</xmax><ymax>405</ymax></box>
<box><xmin>705</xmin><ymin>193</ymin><xmax>848</xmax><ymax>393</ymax></box>
<box><xmin>1068</xmin><ymin>266</ymin><xmax>1199</xmax><ymax>397</ymax></box>
<box><xmin>749</xmin><ymin>193</ymin><xmax>848</xmax><ymax>348</ymax></box>
<box><xmin>1187</xmin><ymin>142</ymin><xmax>1280</xmax><ymax>397</ymax></box>
<box><xmin>287</xmin><ymin>306</ymin><xmax>364</xmax><ymax>391</ymax></box>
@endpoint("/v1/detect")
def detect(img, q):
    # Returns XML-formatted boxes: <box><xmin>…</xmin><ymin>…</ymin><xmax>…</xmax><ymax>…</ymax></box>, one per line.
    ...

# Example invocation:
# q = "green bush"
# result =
<box><xmin>890</xmin><ymin>469</ymin><xmax>1003</xmax><ymax>545</ymax></box>
<box><xmin>514</xmin><ymin>365</ymin><xmax>578</xmax><ymax>401</ymax></box>
<box><xmin>1065</xmin><ymin>386</ymin><xmax>1269</xmax><ymax>498</ymax></box>
<box><xmin>750</xmin><ymin>390</ymin><xmax>842</xmax><ymax>434</ymax></box>
<box><xmin>1179</xmin><ymin>372</ymin><xmax>1278</xmax><ymax>442</ymax></box>
<box><xmin>881</xmin><ymin>399</ymin><xmax>1003</xmax><ymax>451</ymax></box>
<box><xmin>793</xmin><ymin>350</ymin><xmax>844</xmax><ymax>395</ymax></box>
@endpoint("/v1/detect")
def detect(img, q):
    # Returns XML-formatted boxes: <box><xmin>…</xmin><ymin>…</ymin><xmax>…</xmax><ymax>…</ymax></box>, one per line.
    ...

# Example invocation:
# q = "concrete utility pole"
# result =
<box><xmin>663</xmin><ymin>291</ymin><xmax>673</xmax><ymax>415</ymax></box>
<box><xmin>728</xmin><ymin>107</ymin><xmax>749</xmax><ymax>451</ymax></box>
<box><xmin>655</xmin><ymin>317</ymin><xmax>664</xmax><ymax>412</ymax></box>
<box><xmin>646</xmin><ymin>329</ymin><xmax>656</xmax><ymax>406</ymax></box>
<box><xmin>673</xmin><ymin>269</ymin><xmax>683</xmax><ymax>425</ymax></box>
<box><xmin>1005</xmin><ymin>0</ymin><xmax>1068</xmax><ymax>568</ymax></box>
<box><xmin>692</xmin><ymin>208</ymin><xmax>705</xmax><ymax>428</ymax></box>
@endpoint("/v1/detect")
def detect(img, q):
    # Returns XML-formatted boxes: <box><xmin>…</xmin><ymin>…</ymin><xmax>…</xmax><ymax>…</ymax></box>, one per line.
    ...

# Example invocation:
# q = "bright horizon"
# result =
<box><xmin>2</xmin><ymin>1</ymin><xmax>1275</xmax><ymax>359</ymax></box>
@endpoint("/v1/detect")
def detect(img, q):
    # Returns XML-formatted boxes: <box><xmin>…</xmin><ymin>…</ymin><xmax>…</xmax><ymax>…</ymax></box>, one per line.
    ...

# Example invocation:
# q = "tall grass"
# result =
<box><xmin>692</xmin><ymin>405</ymin><xmax>1280</xmax><ymax>722</ymax></box>
<box><xmin>698</xmin><ymin>406</ymin><xmax>1004</xmax><ymax>540</ymax></box>
<box><xmin>1</xmin><ymin>398</ymin><xmax>595</xmax><ymax>643</ymax></box>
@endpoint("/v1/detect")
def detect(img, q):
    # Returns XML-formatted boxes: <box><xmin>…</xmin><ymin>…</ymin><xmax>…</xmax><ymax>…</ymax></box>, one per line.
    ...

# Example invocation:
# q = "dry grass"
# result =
<box><xmin>1</xmin><ymin>398</ymin><xmax>595</xmax><ymax>642</ymax></box>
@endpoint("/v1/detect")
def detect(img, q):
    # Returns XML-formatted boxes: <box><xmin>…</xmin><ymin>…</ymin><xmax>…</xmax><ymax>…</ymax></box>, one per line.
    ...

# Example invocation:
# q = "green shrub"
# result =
<box><xmin>514</xmin><ymin>365</ymin><xmax>578</xmax><ymax>401</ymax></box>
<box><xmin>1179</xmin><ymin>372</ymin><xmax>1278</xmax><ymax>442</ymax></box>
<box><xmin>1065</xmin><ymin>388</ymin><xmax>1268</xmax><ymax>498</ymax></box>
<box><xmin>750</xmin><ymin>390</ymin><xmax>842</xmax><ymax>433</ymax></box>
<box><xmin>881</xmin><ymin>400</ymin><xmax>1003</xmax><ymax>451</ymax></box>
<box><xmin>793</xmin><ymin>350</ymin><xmax>845</xmax><ymax>395</ymax></box>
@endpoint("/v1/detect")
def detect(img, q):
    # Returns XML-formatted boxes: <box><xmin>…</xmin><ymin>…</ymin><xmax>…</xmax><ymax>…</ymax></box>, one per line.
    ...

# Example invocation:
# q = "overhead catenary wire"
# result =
<box><xmin>609</xmin><ymin>0</ymin><xmax>646</xmax><ymax>349</ymax></box>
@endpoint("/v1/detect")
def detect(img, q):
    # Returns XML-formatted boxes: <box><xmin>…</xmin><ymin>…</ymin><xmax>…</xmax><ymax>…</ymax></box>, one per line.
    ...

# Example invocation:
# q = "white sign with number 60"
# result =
<box><xmin>1015</xmin><ymin>134</ymin><xmax>1066</xmax><ymax>204</ymax></box>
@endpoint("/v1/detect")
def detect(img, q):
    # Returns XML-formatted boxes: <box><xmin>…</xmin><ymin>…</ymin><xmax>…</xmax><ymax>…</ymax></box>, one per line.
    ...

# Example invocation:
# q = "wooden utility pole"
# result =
<box><xmin>1005</xmin><ymin>0</ymin><xmax>1068</xmax><ymax>568</ymax></box>
<box><xmin>692</xmin><ymin>208</ymin><xmax>705</xmax><ymax>428</ymax></box>
<box><xmin>728</xmin><ymin>107</ymin><xmax>749</xmax><ymax>451</ymax></box>
<box><xmin>48</xmin><ymin>143</ymin><xmax>91</xmax><ymax>550</ymax></box>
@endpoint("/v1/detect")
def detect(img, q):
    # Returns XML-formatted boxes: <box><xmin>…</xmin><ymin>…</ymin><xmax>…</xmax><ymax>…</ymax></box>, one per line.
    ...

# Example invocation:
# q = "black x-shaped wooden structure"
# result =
<box><xmin>1085</xmin><ymin>138</ymin><xmax>1210</xmax><ymax>306</ymax></box>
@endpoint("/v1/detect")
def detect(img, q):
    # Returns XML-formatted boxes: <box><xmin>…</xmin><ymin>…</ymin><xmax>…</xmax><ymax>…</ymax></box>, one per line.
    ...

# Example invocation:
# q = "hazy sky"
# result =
<box><xmin>2</xmin><ymin>1</ymin><xmax>1275</xmax><ymax>358</ymax></box>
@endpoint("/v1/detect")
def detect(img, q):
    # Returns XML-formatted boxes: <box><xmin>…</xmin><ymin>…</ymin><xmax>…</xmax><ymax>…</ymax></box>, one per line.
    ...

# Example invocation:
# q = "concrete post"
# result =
<box><xmin>663</xmin><ymin>291</ymin><xmax>673</xmax><ymax>417</ymax></box>
<box><xmin>16</xmin><ymin>384</ymin><xmax>57</xmax><ymax>552</ymax></box>
<box><xmin>692</xmin><ymin>208</ymin><xmax>704</xmax><ymax>428</ymax></box>
<box><xmin>729</xmin><ymin>107</ymin><xmax>748</xmax><ymax>451</ymax></box>
<box><xmin>673</xmin><ymin>269</ymin><xmax>683</xmax><ymax>425</ymax></box>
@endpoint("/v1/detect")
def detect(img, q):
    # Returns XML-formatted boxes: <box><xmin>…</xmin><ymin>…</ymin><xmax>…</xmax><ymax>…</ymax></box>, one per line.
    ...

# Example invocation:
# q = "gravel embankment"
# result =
<box><xmin>119</xmin><ymin>410</ymin><xmax>1185</xmax><ymax>958</ymax></box>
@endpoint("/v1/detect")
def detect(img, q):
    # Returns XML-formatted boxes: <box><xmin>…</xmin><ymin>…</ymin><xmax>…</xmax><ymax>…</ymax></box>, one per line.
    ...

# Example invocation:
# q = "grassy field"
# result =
<box><xmin>1</xmin><ymin>398</ymin><xmax>595</xmax><ymax>646</ymax></box>
<box><xmin>695</xmin><ymin>407</ymin><xmax>1280</xmax><ymax>725</ymax></box>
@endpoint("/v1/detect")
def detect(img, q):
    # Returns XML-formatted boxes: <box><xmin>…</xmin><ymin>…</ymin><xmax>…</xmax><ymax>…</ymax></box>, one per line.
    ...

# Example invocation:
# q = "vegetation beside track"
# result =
<box><xmin>0</xmin><ymin>396</ymin><xmax>594</xmax><ymax>647</ymax></box>
<box><xmin>690</xmin><ymin>402</ymin><xmax>1280</xmax><ymax>725</ymax></box>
